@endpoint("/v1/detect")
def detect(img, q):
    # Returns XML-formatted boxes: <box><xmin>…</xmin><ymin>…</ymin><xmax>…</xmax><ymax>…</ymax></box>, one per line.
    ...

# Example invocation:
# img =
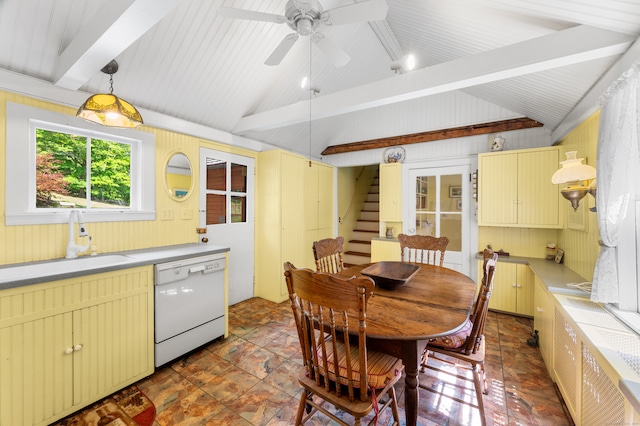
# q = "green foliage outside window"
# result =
<box><xmin>36</xmin><ymin>129</ymin><xmax>131</xmax><ymax>208</ymax></box>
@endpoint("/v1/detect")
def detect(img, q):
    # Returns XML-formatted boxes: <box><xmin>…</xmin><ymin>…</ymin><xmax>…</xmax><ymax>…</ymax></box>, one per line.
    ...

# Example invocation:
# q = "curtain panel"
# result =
<box><xmin>592</xmin><ymin>62</ymin><xmax>640</xmax><ymax>303</ymax></box>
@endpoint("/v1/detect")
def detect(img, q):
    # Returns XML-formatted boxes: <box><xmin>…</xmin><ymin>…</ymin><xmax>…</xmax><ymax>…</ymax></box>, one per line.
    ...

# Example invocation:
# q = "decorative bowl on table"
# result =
<box><xmin>360</xmin><ymin>262</ymin><xmax>420</xmax><ymax>290</ymax></box>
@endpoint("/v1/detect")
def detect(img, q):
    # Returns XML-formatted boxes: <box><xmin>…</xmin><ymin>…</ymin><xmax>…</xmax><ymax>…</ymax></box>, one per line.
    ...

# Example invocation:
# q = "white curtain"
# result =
<box><xmin>592</xmin><ymin>62</ymin><xmax>640</xmax><ymax>303</ymax></box>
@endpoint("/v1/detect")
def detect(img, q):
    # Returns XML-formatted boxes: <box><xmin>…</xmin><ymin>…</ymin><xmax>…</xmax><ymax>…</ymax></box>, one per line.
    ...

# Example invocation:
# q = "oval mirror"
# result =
<box><xmin>165</xmin><ymin>152</ymin><xmax>192</xmax><ymax>201</ymax></box>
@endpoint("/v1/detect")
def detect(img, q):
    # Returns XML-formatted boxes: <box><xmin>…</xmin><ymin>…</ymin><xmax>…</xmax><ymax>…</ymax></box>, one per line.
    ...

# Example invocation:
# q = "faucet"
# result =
<box><xmin>66</xmin><ymin>209</ymin><xmax>92</xmax><ymax>259</ymax></box>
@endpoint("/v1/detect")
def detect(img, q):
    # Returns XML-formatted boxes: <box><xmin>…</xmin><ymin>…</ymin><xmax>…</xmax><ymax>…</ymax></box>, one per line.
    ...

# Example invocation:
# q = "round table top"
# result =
<box><xmin>340</xmin><ymin>263</ymin><xmax>477</xmax><ymax>340</ymax></box>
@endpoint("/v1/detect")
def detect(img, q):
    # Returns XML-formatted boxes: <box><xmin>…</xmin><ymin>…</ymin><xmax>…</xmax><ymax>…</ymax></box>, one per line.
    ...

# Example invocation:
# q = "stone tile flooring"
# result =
<box><xmin>99</xmin><ymin>297</ymin><xmax>576</xmax><ymax>425</ymax></box>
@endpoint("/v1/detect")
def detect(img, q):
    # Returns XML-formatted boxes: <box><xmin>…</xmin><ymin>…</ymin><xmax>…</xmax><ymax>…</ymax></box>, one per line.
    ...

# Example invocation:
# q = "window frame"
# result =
<box><xmin>6</xmin><ymin>102</ymin><xmax>155</xmax><ymax>225</ymax></box>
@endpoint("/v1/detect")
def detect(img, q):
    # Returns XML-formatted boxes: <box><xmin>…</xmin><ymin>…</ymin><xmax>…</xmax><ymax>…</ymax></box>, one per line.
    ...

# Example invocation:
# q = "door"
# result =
<box><xmin>406</xmin><ymin>165</ymin><xmax>470</xmax><ymax>274</ymax></box>
<box><xmin>200</xmin><ymin>148</ymin><xmax>255</xmax><ymax>305</ymax></box>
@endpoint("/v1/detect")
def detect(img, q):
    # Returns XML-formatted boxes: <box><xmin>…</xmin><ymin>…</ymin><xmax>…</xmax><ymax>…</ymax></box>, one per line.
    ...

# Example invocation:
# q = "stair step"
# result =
<box><xmin>348</xmin><ymin>240</ymin><xmax>371</xmax><ymax>254</ymax></box>
<box><xmin>344</xmin><ymin>253</ymin><xmax>372</xmax><ymax>265</ymax></box>
<box><xmin>350</xmin><ymin>239</ymin><xmax>372</xmax><ymax>244</ymax></box>
<box><xmin>360</xmin><ymin>211</ymin><xmax>379</xmax><ymax>221</ymax></box>
<box><xmin>357</xmin><ymin>220</ymin><xmax>378</xmax><ymax>231</ymax></box>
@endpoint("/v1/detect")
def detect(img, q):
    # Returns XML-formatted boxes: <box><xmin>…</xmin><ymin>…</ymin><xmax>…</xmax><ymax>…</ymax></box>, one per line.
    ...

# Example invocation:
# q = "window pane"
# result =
<box><xmin>442</xmin><ymin>214</ymin><xmax>462</xmax><ymax>251</ymax></box>
<box><xmin>90</xmin><ymin>138</ymin><xmax>130</xmax><ymax>208</ymax></box>
<box><xmin>442</xmin><ymin>175</ymin><xmax>462</xmax><ymax>212</ymax></box>
<box><xmin>206</xmin><ymin>194</ymin><xmax>226</xmax><ymax>224</ymax></box>
<box><xmin>207</xmin><ymin>161</ymin><xmax>226</xmax><ymax>191</ymax></box>
<box><xmin>416</xmin><ymin>212</ymin><xmax>436</xmax><ymax>236</ymax></box>
<box><xmin>231</xmin><ymin>196</ymin><xmax>246</xmax><ymax>223</ymax></box>
<box><xmin>35</xmin><ymin>129</ymin><xmax>86</xmax><ymax>208</ymax></box>
<box><xmin>231</xmin><ymin>163</ymin><xmax>247</xmax><ymax>193</ymax></box>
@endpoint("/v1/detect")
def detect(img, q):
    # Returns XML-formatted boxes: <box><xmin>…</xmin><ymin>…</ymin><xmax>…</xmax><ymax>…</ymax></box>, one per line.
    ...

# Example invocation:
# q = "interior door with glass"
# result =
<box><xmin>200</xmin><ymin>148</ymin><xmax>254</xmax><ymax>305</ymax></box>
<box><xmin>407</xmin><ymin>165</ymin><xmax>470</xmax><ymax>273</ymax></box>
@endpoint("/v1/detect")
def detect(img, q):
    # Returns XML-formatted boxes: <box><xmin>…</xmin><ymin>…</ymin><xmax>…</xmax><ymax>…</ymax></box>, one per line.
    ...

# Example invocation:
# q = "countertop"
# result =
<box><xmin>476</xmin><ymin>253</ymin><xmax>591</xmax><ymax>298</ymax></box>
<box><xmin>0</xmin><ymin>243</ymin><xmax>230</xmax><ymax>291</ymax></box>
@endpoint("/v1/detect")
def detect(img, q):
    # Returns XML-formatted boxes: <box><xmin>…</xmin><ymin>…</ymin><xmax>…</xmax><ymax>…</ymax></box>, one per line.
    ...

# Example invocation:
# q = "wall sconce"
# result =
<box><xmin>390</xmin><ymin>53</ymin><xmax>416</xmax><ymax>74</ymax></box>
<box><xmin>77</xmin><ymin>60</ymin><xmax>143</xmax><ymax>128</ymax></box>
<box><xmin>551</xmin><ymin>151</ymin><xmax>596</xmax><ymax>211</ymax></box>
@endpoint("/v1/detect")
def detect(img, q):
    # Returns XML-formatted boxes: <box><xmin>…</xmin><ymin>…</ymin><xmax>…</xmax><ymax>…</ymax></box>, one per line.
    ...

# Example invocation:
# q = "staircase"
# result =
<box><xmin>343</xmin><ymin>172</ymin><xmax>380</xmax><ymax>266</ymax></box>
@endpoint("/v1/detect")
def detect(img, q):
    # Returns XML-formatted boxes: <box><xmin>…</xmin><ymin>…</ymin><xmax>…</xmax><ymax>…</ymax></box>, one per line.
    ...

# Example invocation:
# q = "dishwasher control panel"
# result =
<box><xmin>155</xmin><ymin>254</ymin><xmax>226</xmax><ymax>285</ymax></box>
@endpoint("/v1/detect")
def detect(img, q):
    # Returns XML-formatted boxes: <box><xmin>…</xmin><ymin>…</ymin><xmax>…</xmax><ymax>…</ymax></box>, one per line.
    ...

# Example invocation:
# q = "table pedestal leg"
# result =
<box><xmin>400</xmin><ymin>340</ymin><xmax>427</xmax><ymax>426</ymax></box>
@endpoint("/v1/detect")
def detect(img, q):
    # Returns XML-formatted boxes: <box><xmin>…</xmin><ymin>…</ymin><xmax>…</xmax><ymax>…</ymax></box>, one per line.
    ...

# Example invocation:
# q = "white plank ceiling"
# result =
<box><xmin>0</xmin><ymin>0</ymin><xmax>639</xmax><ymax>159</ymax></box>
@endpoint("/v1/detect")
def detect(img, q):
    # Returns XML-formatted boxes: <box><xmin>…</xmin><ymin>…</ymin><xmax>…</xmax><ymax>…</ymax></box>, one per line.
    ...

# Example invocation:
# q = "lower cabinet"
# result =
<box><xmin>533</xmin><ymin>276</ymin><xmax>554</xmax><ymax>378</ymax></box>
<box><xmin>0</xmin><ymin>266</ymin><xmax>154</xmax><ymax>426</ymax></box>
<box><xmin>486</xmin><ymin>261</ymin><xmax>534</xmax><ymax>316</ymax></box>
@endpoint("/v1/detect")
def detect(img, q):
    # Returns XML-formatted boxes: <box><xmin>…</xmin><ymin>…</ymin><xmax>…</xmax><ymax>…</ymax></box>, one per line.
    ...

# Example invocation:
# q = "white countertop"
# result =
<box><xmin>0</xmin><ymin>243</ymin><xmax>230</xmax><ymax>290</ymax></box>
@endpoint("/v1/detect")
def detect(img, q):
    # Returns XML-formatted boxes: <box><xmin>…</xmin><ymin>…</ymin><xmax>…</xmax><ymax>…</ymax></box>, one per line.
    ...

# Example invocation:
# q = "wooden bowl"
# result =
<box><xmin>361</xmin><ymin>262</ymin><xmax>420</xmax><ymax>290</ymax></box>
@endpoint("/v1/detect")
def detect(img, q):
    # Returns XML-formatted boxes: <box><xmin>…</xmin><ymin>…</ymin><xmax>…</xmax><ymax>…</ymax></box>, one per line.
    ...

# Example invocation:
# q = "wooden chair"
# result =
<box><xmin>284</xmin><ymin>262</ymin><xmax>404</xmax><ymax>426</ymax></box>
<box><xmin>312</xmin><ymin>236</ymin><xmax>345</xmax><ymax>273</ymax></box>
<box><xmin>398</xmin><ymin>233</ymin><xmax>449</xmax><ymax>266</ymax></box>
<box><xmin>418</xmin><ymin>249</ymin><xmax>498</xmax><ymax>426</ymax></box>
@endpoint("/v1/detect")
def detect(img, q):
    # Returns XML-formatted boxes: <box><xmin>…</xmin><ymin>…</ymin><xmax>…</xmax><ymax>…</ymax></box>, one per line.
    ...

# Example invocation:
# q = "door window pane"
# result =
<box><xmin>231</xmin><ymin>196</ymin><xmax>246</xmax><ymax>223</ymax></box>
<box><xmin>206</xmin><ymin>161</ymin><xmax>226</xmax><ymax>191</ymax></box>
<box><xmin>206</xmin><ymin>194</ymin><xmax>226</xmax><ymax>224</ymax></box>
<box><xmin>231</xmin><ymin>163</ymin><xmax>247</xmax><ymax>193</ymax></box>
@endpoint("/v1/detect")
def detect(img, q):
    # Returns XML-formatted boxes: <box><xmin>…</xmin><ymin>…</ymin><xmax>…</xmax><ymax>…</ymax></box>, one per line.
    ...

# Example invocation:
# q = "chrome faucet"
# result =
<box><xmin>66</xmin><ymin>209</ymin><xmax>92</xmax><ymax>259</ymax></box>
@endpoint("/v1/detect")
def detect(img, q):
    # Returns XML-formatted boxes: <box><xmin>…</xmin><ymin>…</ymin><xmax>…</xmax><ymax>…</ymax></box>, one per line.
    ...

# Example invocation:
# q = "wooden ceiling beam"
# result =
<box><xmin>321</xmin><ymin>117</ymin><xmax>542</xmax><ymax>155</ymax></box>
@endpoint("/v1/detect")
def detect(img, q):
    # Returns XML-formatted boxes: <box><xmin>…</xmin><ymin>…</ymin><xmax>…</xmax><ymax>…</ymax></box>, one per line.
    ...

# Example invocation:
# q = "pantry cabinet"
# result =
<box><xmin>0</xmin><ymin>266</ymin><xmax>154</xmax><ymax>426</ymax></box>
<box><xmin>255</xmin><ymin>150</ymin><xmax>334</xmax><ymax>302</ymax></box>
<box><xmin>485</xmin><ymin>261</ymin><xmax>534</xmax><ymax>316</ymax></box>
<box><xmin>379</xmin><ymin>162</ymin><xmax>402</xmax><ymax>222</ymax></box>
<box><xmin>478</xmin><ymin>147</ymin><xmax>562</xmax><ymax>228</ymax></box>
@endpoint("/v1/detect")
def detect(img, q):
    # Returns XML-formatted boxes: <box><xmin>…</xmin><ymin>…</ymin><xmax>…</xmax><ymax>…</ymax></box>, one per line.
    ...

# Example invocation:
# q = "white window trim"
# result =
<box><xmin>6</xmin><ymin>102</ymin><xmax>155</xmax><ymax>225</ymax></box>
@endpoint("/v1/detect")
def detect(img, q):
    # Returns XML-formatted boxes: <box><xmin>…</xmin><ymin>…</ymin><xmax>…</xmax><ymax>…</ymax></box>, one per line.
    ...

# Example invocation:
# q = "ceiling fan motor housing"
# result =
<box><xmin>285</xmin><ymin>0</ymin><xmax>322</xmax><ymax>35</ymax></box>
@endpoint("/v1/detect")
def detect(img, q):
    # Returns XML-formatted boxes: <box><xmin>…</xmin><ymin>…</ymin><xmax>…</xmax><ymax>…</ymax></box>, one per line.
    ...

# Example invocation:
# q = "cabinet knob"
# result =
<box><xmin>74</xmin><ymin>344</ymin><xmax>83</xmax><ymax>352</ymax></box>
<box><xmin>537</xmin><ymin>307</ymin><xmax>543</xmax><ymax>313</ymax></box>
<box><xmin>65</xmin><ymin>347</ymin><xmax>74</xmax><ymax>355</ymax></box>
<box><xmin>517</xmin><ymin>284</ymin><xmax>522</xmax><ymax>288</ymax></box>
<box><xmin>512</xmin><ymin>283</ymin><xmax>517</xmax><ymax>287</ymax></box>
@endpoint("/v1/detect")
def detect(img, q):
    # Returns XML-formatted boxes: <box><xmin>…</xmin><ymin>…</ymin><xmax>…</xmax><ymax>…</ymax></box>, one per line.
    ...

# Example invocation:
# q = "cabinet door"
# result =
<box><xmin>534</xmin><ymin>277</ymin><xmax>554</xmax><ymax>378</ymax></box>
<box><xmin>380</xmin><ymin>163</ymin><xmax>402</xmax><ymax>221</ymax></box>
<box><xmin>478</xmin><ymin>153</ymin><xmax>518</xmax><ymax>225</ymax></box>
<box><xmin>517</xmin><ymin>149</ymin><xmax>560</xmax><ymax>227</ymax></box>
<box><xmin>489</xmin><ymin>262</ymin><xmax>517</xmax><ymax>312</ymax></box>
<box><xmin>0</xmin><ymin>312</ymin><xmax>74</xmax><ymax>426</ymax></box>
<box><xmin>281</xmin><ymin>153</ymin><xmax>307</xmax><ymax>297</ymax></box>
<box><xmin>516</xmin><ymin>264</ymin><xmax>534</xmax><ymax>316</ymax></box>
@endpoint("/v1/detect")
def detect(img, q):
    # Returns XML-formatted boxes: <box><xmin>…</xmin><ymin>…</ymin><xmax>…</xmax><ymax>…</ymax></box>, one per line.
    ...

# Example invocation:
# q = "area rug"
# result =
<box><xmin>52</xmin><ymin>385</ymin><xmax>156</xmax><ymax>426</ymax></box>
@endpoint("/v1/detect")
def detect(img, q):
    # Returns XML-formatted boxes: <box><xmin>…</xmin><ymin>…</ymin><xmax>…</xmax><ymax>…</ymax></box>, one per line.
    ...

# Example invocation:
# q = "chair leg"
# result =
<box><xmin>388</xmin><ymin>386</ymin><xmax>400</xmax><ymax>425</ymax></box>
<box><xmin>295</xmin><ymin>390</ymin><xmax>309</xmax><ymax>425</ymax></box>
<box><xmin>473</xmin><ymin>364</ymin><xmax>487</xmax><ymax>426</ymax></box>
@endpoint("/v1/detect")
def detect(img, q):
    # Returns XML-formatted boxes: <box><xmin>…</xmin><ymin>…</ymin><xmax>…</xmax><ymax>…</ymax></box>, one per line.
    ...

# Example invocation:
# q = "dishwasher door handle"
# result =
<box><xmin>189</xmin><ymin>265</ymin><xmax>206</xmax><ymax>274</ymax></box>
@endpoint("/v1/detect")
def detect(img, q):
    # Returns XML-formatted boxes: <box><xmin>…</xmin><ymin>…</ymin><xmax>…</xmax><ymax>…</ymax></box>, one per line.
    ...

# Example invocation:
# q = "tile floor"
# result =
<box><xmin>135</xmin><ymin>297</ymin><xmax>572</xmax><ymax>425</ymax></box>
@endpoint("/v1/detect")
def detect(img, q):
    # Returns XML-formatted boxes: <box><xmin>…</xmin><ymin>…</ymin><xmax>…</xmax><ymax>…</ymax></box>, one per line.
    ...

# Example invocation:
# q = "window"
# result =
<box><xmin>6</xmin><ymin>102</ymin><xmax>155</xmax><ymax>225</ymax></box>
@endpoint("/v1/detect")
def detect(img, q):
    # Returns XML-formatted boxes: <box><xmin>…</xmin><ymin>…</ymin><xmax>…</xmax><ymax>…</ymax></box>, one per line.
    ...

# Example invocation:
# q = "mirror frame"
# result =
<box><xmin>164</xmin><ymin>151</ymin><xmax>193</xmax><ymax>201</ymax></box>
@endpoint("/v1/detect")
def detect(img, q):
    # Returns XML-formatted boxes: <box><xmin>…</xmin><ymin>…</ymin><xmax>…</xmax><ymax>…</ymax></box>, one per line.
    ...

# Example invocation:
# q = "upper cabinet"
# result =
<box><xmin>379</xmin><ymin>162</ymin><xmax>403</xmax><ymax>222</ymax></box>
<box><xmin>478</xmin><ymin>147</ymin><xmax>562</xmax><ymax>228</ymax></box>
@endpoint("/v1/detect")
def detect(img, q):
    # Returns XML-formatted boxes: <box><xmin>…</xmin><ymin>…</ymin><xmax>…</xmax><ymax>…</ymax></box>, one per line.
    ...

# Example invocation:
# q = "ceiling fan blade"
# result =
<box><xmin>321</xmin><ymin>0</ymin><xmax>388</xmax><ymax>26</ymax></box>
<box><xmin>265</xmin><ymin>33</ymin><xmax>300</xmax><ymax>66</ymax></box>
<box><xmin>312</xmin><ymin>33</ymin><xmax>350</xmax><ymax>67</ymax></box>
<box><xmin>218</xmin><ymin>6</ymin><xmax>286</xmax><ymax>24</ymax></box>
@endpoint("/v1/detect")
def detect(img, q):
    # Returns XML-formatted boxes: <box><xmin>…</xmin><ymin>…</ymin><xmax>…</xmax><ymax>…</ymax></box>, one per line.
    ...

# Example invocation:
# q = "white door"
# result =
<box><xmin>199</xmin><ymin>148</ymin><xmax>254</xmax><ymax>305</ymax></box>
<box><xmin>406</xmin><ymin>165</ymin><xmax>471</xmax><ymax>274</ymax></box>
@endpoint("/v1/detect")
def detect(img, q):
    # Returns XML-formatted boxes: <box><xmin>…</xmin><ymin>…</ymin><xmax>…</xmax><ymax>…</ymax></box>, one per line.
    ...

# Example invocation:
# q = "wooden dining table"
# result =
<box><xmin>338</xmin><ymin>262</ymin><xmax>477</xmax><ymax>426</ymax></box>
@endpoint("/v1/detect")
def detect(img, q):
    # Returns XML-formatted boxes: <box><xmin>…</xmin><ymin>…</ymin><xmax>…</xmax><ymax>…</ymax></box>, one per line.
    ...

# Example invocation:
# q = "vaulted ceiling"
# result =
<box><xmin>1</xmin><ymin>0</ymin><xmax>639</xmax><ymax>159</ymax></box>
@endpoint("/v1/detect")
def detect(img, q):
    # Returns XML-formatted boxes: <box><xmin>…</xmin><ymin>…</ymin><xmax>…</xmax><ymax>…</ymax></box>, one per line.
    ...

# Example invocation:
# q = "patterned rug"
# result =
<box><xmin>52</xmin><ymin>386</ymin><xmax>156</xmax><ymax>426</ymax></box>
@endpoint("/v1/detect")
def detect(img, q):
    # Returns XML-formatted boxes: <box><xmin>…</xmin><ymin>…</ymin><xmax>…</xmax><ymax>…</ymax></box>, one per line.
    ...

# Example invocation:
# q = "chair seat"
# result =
<box><xmin>318</xmin><ymin>337</ymin><xmax>403</xmax><ymax>389</ymax></box>
<box><xmin>428</xmin><ymin>318</ymin><xmax>473</xmax><ymax>349</ymax></box>
<box><xmin>428</xmin><ymin>334</ymin><xmax>486</xmax><ymax>364</ymax></box>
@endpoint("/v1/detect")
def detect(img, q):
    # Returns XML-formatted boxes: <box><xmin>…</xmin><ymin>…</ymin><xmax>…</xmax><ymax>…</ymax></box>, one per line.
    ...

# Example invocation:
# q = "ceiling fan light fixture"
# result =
<box><xmin>76</xmin><ymin>60</ymin><xmax>143</xmax><ymax>128</ymax></box>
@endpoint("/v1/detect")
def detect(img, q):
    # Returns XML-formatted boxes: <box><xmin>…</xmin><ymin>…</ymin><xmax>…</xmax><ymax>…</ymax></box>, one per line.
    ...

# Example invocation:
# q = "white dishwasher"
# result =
<box><xmin>154</xmin><ymin>254</ymin><xmax>226</xmax><ymax>366</ymax></box>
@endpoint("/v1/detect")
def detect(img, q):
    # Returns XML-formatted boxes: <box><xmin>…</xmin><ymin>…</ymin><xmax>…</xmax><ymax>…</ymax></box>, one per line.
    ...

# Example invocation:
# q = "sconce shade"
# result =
<box><xmin>551</xmin><ymin>151</ymin><xmax>596</xmax><ymax>184</ymax></box>
<box><xmin>390</xmin><ymin>54</ymin><xmax>416</xmax><ymax>73</ymax></box>
<box><xmin>77</xmin><ymin>93</ymin><xmax>143</xmax><ymax>128</ymax></box>
<box><xmin>76</xmin><ymin>60</ymin><xmax>143</xmax><ymax>128</ymax></box>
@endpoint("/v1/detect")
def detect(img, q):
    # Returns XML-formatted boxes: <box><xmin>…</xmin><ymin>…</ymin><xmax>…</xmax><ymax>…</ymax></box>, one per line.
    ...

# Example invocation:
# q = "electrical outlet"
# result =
<box><xmin>181</xmin><ymin>209</ymin><xmax>193</xmax><ymax>220</ymax></box>
<box><xmin>161</xmin><ymin>209</ymin><xmax>174</xmax><ymax>220</ymax></box>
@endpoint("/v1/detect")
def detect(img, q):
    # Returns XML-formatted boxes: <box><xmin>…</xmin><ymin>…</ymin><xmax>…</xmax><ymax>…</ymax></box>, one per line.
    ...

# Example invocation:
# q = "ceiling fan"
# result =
<box><xmin>218</xmin><ymin>0</ymin><xmax>388</xmax><ymax>67</ymax></box>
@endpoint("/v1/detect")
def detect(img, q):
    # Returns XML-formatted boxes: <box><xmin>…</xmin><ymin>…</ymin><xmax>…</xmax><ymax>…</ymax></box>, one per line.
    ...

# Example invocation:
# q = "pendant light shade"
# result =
<box><xmin>76</xmin><ymin>60</ymin><xmax>143</xmax><ymax>128</ymax></box>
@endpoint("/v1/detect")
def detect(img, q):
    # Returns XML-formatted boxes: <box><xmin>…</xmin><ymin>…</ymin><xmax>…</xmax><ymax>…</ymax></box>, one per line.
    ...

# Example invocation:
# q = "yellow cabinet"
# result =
<box><xmin>533</xmin><ymin>276</ymin><xmax>554</xmax><ymax>378</ymax></box>
<box><xmin>486</xmin><ymin>261</ymin><xmax>534</xmax><ymax>316</ymax></box>
<box><xmin>371</xmin><ymin>239</ymin><xmax>401</xmax><ymax>262</ymax></box>
<box><xmin>255</xmin><ymin>150</ymin><xmax>334</xmax><ymax>303</ymax></box>
<box><xmin>0</xmin><ymin>266</ymin><xmax>154</xmax><ymax>426</ymax></box>
<box><xmin>379</xmin><ymin>162</ymin><xmax>402</xmax><ymax>222</ymax></box>
<box><xmin>478</xmin><ymin>147</ymin><xmax>561</xmax><ymax>228</ymax></box>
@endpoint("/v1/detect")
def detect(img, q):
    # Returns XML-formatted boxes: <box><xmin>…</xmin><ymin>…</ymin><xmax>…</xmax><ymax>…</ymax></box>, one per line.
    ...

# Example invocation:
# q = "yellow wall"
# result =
<box><xmin>0</xmin><ymin>92</ymin><xmax>257</xmax><ymax>265</ymax></box>
<box><xmin>555</xmin><ymin>112</ymin><xmax>600</xmax><ymax>280</ymax></box>
<box><xmin>478</xmin><ymin>111</ymin><xmax>600</xmax><ymax>281</ymax></box>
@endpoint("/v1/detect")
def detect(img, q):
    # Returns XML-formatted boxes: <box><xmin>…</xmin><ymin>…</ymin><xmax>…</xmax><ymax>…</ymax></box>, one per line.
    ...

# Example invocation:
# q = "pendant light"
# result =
<box><xmin>76</xmin><ymin>60</ymin><xmax>143</xmax><ymax>128</ymax></box>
